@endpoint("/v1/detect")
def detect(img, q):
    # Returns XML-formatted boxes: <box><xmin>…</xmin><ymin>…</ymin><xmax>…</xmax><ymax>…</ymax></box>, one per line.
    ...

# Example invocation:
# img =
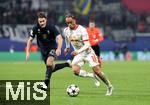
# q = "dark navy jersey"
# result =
<box><xmin>30</xmin><ymin>23</ymin><xmax>60</xmax><ymax>49</ymax></box>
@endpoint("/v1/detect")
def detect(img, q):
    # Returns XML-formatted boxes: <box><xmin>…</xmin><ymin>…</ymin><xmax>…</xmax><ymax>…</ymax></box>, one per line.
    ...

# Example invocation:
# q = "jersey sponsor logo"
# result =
<box><xmin>47</xmin><ymin>30</ymin><xmax>50</xmax><ymax>34</ymax></box>
<box><xmin>42</xmin><ymin>34</ymin><xmax>47</xmax><ymax>39</ymax></box>
<box><xmin>38</xmin><ymin>29</ymin><xmax>40</xmax><ymax>34</ymax></box>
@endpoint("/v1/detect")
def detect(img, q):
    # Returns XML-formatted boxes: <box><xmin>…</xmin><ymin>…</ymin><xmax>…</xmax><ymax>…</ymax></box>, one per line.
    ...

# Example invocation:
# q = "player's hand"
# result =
<box><xmin>95</xmin><ymin>39</ymin><xmax>99</xmax><ymax>43</ymax></box>
<box><xmin>56</xmin><ymin>48</ymin><xmax>61</xmax><ymax>56</ymax></box>
<box><xmin>71</xmin><ymin>51</ymin><xmax>78</xmax><ymax>56</ymax></box>
<box><xmin>64</xmin><ymin>48</ymin><xmax>70</xmax><ymax>56</ymax></box>
<box><xmin>26</xmin><ymin>52</ymin><xmax>30</xmax><ymax>61</ymax></box>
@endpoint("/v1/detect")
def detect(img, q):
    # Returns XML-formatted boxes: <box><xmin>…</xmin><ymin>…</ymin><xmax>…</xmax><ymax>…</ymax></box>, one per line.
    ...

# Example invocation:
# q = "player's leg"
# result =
<box><xmin>72</xmin><ymin>64</ymin><xmax>96</xmax><ymax>78</ymax></box>
<box><xmin>92</xmin><ymin>45</ymin><xmax>100</xmax><ymax>57</ymax></box>
<box><xmin>43</xmin><ymin>49</ymin><xmax>71</xmax><ymax>89</ymax></box>
<box><xmin>42</xmin><ymin>49</ymin><xmax>71</xmax><ymax>73</ymax></box>
<box><xmin>52</xmin><ymin>60</ymin><xmax>71</xmax><ymax>73</ymax></box>
<box><xmin>87</xmin><ymin>52</ymin><xmax>113</xmax><ymax>95</ymax></box>
<box><xmin>92</xmin><ymin>45</ymin><xmax>102</xmax><ymax>66</ymax></box>
<box><xmin>48</xmin><ymin>49</ymin><xmax>71</xmax><ymax>73</ymax></box>
<box><xmin>71</xmin><ymin>54</ymin><xmax>99</xmax><ymax>84</ymax></box>
<box><xmin>93</xmin><ymin>66</ymin><xmax>110</xmax><ymax>85</ymax></box>
<box><xmin>92</xmin><ymin>65</ymin><xmax>113</xmax><ymax>96</ymax></box>
<box><xmin>72</xmin><ymin>64</ymin><xmax>94</xmax><ymax>78</ymax></box>
<box><xmin>43</xmin><ymin>56</ymin><xmax>55</xmax><ymax>90</ymax></box>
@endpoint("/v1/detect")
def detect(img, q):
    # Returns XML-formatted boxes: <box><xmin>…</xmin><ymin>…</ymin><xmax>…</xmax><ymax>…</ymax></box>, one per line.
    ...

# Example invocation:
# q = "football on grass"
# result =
<box><xmin>66</xmin><ymin>84</ymin><xmax>80</xmax><ymax>97</ymax></box>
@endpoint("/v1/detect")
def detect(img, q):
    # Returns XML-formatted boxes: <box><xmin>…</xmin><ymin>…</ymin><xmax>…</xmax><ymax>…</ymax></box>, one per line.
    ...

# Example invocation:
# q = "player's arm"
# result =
<box><xmin>56</xmin><ymin>34</ymin><xmax>63</xmax><ymax>56</ymax></box>
<box><xmin>52</xmin><ymin>25</ymin><xmax>62</xmax><ymax>56</ymax></box>
<box><xmin>26</xmin><ymin>37</ymin><xmax>34</xmax><ymax>61</ymax></box>
<box><xmin>71</xmin><ymin>39</ymin><xmax>91</xmax><ymax>56</ymax></box>
<box><xmin>77</xmin><ymin>27</ymin><xmax>91</xmax><ymax>53</ymax></box>
<box><xmin>77</xmin><ymin>40</ymin><xmax>91</xmax><ymax>53</ymax></box>
<box><xmin>26</xmin><ymin>28</ymin><xmax>36</xmax><ymax>61</ymax></box>
<box><xmin>64</xmin><ymin>29</ymin><xmax>70</xmax><ymax>56</ymax></box>
<box><xmin>65</xmin><ymin>35</ymin><xmax>70</xmax><ymax>49</ymax></box>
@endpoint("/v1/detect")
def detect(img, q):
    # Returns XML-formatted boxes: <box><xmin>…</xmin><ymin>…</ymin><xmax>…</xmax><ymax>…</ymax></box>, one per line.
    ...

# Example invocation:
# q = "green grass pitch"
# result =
<box><xmin>0</xmin><ymin>61</ymin><xmax>150</xmax><ymax>105</ymax></box>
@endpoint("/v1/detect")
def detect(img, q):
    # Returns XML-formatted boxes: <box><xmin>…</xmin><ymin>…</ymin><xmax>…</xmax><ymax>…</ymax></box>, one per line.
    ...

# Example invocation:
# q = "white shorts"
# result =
<box><xmin>72</xmin><ymin>50</ymin><xmax>99</xmax><ymax>67</ymax></box>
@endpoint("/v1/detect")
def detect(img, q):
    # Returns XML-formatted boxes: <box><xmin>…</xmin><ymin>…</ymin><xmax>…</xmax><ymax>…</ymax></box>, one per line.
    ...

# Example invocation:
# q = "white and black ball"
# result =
<box><xmin>66</xmin><ymin>84</ymin><xmax>80</xmax><ymax>97</ymax></box>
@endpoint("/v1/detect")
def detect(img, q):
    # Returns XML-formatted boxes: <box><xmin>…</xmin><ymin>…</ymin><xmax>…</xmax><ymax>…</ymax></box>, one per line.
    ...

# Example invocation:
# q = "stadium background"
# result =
<box><xmin>0</xmin><ymin>0</ymin><xmax>150</xmax><ymax>61</ymax></box>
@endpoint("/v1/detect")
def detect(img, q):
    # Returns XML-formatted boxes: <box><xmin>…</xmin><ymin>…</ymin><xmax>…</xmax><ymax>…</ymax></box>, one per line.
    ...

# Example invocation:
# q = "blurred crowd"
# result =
<box><xmin>0</xmin><ymin>0</ymin><xmax>150</xmax><ymax>33</ymax></box>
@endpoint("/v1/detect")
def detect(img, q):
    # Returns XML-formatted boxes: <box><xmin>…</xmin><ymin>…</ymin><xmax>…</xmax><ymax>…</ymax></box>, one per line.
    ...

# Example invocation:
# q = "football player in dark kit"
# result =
<box><xmin>26</xmin><ymin>12</ymin><xmax>71</xmax><ymax>90</ymax></box>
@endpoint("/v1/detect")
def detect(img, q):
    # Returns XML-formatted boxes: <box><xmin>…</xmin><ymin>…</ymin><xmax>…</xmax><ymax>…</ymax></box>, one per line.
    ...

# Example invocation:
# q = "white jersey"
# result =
<box><xmin>64</xmin><ymin>25</ymin><xmax>91</xmax><ymax>53</ymax></box>
<box><xmin>64</xmin><ymin>25</ymin><xmax>99</xmax><ymax>67</ymax></box>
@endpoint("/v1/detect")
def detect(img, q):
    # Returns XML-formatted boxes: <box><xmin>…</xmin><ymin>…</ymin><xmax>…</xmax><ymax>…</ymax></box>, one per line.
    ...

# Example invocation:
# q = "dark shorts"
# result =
<box><xmin>40</xmin><ymin>48</ymin><xmax>57</xmax><ymax>64</ymax></box>
<box><xmin>92</xmin><ymin>45</ymin><xmax>101</xmax><ymax>57</ymax></box>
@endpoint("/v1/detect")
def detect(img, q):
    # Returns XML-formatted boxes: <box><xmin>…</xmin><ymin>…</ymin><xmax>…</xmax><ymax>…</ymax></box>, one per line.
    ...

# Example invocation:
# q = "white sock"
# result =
<box><xmin>79</xmin><ymin>70</ymin><xmax>94</xmax><ymax>78</ymax></box>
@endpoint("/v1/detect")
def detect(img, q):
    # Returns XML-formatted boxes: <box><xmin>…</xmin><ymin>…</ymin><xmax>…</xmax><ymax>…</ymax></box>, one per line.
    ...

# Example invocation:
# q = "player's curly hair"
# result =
<box><xmin>37</xmin><ymin>12</ymin><xmax>47</xmax><ymax>18</ymax></box>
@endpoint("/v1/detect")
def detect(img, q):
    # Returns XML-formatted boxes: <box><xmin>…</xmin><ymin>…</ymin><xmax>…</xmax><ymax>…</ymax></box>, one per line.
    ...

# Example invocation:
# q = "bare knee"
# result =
<box><xmin>46</xmin><ymin>56</ymin><xmax>54</xmax><ymax>67</ymax></box>
<box><xmin>72</xmin><ymin>65</ymin><xmax>80</xmax><ymax>75</ymax></box>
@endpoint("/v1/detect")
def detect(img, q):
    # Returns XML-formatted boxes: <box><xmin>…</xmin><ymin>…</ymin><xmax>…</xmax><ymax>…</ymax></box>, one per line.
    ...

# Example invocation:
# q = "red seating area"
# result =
<box><xmin>122</xmin><ymin>0</ymin><xmax>150</xmax><ymax>14</ymax></box>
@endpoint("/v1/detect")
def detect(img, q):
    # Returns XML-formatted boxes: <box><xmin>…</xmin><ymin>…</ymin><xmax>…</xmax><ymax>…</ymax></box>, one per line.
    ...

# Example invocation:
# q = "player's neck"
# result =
<box><xmin>71</xmin><ymin>24</ymin><xmax>79</xmax><ymax>30</ymax></box>
<box><xmin>90</xmin><ymin>27</ymin><xmax>95</xmax><ymax>30</ymax></box>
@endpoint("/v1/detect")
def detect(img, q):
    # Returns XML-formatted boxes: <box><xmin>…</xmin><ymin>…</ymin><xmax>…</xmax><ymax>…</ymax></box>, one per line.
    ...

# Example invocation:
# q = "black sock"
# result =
<box><xmin>52</xmin><ymin>63</ymin><xmax>69</xmax><ymax>73</ymax></box>
<box><xmin>44</xmin><ymin>66</ymin><xmax>53</xmax><ymax>87</ymax></box>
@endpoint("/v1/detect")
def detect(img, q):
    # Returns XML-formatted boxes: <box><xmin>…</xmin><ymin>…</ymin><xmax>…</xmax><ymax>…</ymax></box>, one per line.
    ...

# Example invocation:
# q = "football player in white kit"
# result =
<box><xmin>64</xmin><ymin>14</ymin><xmax>113</xmax><ymax>96</ymax></box>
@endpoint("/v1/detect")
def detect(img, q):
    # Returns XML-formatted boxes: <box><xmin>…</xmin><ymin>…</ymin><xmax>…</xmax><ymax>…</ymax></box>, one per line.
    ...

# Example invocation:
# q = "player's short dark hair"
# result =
<box><xmin>37</xmin><ymin>12</ymin><xmax>47</xmax><ymax>19</ymax></box>
<box><xmin>89</xmin><ymin>19</ymin><xmax>95</xmax><ymax>23</ymax></box>
<box><xmin>65</xmin><ymin>13</ymin><xmax>76</xmax><ymax>19</ymax></box>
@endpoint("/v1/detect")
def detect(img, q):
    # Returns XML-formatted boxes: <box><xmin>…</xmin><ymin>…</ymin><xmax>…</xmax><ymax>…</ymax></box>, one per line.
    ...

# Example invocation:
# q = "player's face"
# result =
<box><xmin>38</xmin><ymin>18</ymin><xmax>47</xmax><ymax>28</ymax></box>
<box><xmin>89</xmin><ymin>22</ymin><xmax>95</xmax><ymax>28</ymax></box>
<box><xmin>65</xmin><ymin>17</ymin><xmax>76</xmax><ymax>29</ymax></box>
